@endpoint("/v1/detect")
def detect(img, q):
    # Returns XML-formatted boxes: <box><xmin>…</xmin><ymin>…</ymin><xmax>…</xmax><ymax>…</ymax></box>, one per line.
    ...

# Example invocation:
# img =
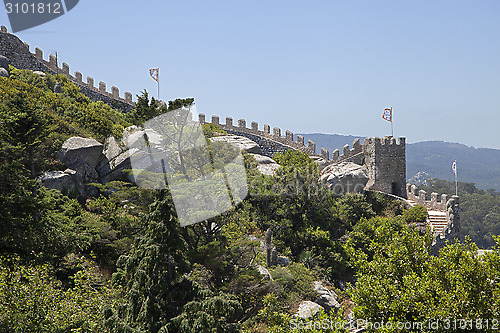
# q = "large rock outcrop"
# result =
<box><xmin>55</xmin><ymin>137</ymin><xmax>103</xmax><ymax>190</ymax></box>
<box><xmin>40</xmin><ymin>129</ymin><xmax>274</xmax><ymax>195</ymax></box>
<box><xmin>210</xmin><ymin>135</ymin><xmax>260</xmax><ymax>154</ymax></box>
<box><xmin>38</xmin><ymin>171</ymin><xmax>76</xmax><ymax>193</ymax></box>
<box><xmin>96</xmin><ymin>136</ymin><xmax>123</xmax><ymax>182</ymax></box>
<box><xmin>124</xmin><ymin>126</ymin><xmax>163</xmax><ymax>148</ymax></box>
<box><xmin>56</xmin><ymin>137</ymin><xmax>103</xmax><ymax>168</ymax></box>
<box><xmin>0</xmin><ymin>68</ymin><xmax>8</xmax><ymax>78</ymax></box>
<box><xmin>103</xmin><ymin>136</ymin><xmax>123</xmax><ymax>162</ymax></box>
<box><xmin>256</xmin><ymin>265</ymin><xmax>273</xmax><ymax>281</ymax></box>
<box><xmin>313</xmin><ymin>281</ymin><xmax>340</xmax><ymax>312</ymax></box>
<box><xmin>97</xmin><ymin>126</ymin><xmax>166</xmax><ymax>183</ymax></box>
<box><xmin>296</xmin><ymin>301</ymin><xmax>323</xmax><ymax>319</ymax></box>
<box><xmin>107</xmin><ymin>148</ymin><xmax>145</xmax><ymax>182</ymax></box>
<box><xmin>249</xmin><ymin>153</ymin><xmax>280</xmax><ymax>176</ymax></box>
<box><xmin>310</xmin><ymin>156</ymin><xmax>328</xmax><ymax>170</ymax></box>
<box><xmin>319</xmin><ymin>161</ymin><xmax>369</xmax><ymax>196</ymax></box>
<box><xmin>210</xmin><ymin>136</ymin><xmax>280</xmax><ymax>175</ymax></box>
<box><xmin>293</xmin><ymin>281</ymin><xmax>341</xmax><ymax>319</ymax></box>
<box><xmin>39</xmin><ymin>137</ymin><xmax>106</xmax><ymax>195</ymax></box>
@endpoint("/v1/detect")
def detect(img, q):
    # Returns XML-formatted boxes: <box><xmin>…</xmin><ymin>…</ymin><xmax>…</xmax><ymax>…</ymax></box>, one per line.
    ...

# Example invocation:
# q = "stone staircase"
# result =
<box><xmin>427</xmin><ymin>211</ymin><xmax>448</xmax><ymax>237</ymax></box>
<box><xmin>406</xmin><ymin>199</ymin><xmax>449</xmax><ymax>237</ymax></box>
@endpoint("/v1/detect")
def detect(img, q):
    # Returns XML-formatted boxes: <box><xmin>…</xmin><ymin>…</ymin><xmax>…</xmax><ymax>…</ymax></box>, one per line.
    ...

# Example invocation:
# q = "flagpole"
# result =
<box><xmin>454</xmin><ymin>160</ymin><xmax>458</xmax><ymax>196</ymax></box>
<box><xmin>157</xmin><ymin>68</ymin><xmax>160</xmax><ymax>101</ymax></box>
<box><xmin>391</xmin><ymin>107</ymin><xmax>394</xmax><ymax>137</ymax></box>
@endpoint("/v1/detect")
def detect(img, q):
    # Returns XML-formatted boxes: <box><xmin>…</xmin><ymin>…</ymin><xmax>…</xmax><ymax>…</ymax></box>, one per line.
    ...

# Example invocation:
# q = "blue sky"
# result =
<box><xmin>2</xmin><ymin>0</ymin><xmax>499</xmax><ymax>148</ymax></box>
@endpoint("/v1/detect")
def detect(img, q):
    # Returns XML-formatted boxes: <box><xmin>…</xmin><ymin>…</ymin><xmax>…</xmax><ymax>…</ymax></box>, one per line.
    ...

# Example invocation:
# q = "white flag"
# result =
<box><xmin>382</xmin><ymin>107</ymin><xmax>392</xmax><ymax>122</ymax></box>
<box><xmin>149</xmin><ymin>68</ymin><xmax>159</xmax><ymax>82</ymax></box>
<box><xmin>452</xmin><ymin>161</ymin><xmax>457</xmax><ymax>176</ymax></box>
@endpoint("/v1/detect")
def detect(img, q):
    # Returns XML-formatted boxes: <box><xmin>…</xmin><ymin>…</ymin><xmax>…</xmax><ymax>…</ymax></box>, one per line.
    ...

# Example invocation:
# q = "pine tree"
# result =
<box><xmin>0</xmin><ymin>93</ymin><xmax>47</xmax><ymax>177</ymax></box>
<box><xmin>170</xmin><ymin>288</ymin><xmax>242</xmax><ymax>333</ymax></box>
<box><xmin>107</xmin><ymin>190</ymin><xmax>194</xmax><ymax>332</ymax></box>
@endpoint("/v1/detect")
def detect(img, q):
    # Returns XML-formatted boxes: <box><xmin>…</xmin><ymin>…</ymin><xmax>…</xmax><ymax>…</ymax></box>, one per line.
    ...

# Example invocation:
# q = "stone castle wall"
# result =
<box><xmin>198</xmin><ymin>113</ymin><xmax>381</xmax><ymax>164</ymax></box>
<box><xmin>0</xmin><ymin>24</ymin><xmax>406</xmax><ymax>176</ymax></box>
<box><xmin>0</xmin><ymin>26</ymin><xmax>134</xmax><ymax>112</ymax></box>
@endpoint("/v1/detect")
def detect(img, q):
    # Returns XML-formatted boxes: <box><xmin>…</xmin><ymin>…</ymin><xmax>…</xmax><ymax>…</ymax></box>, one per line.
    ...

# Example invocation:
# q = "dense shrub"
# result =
<box><xmin>403</xmin><ymin>204</ymin><xmax>428</xmax><ymax>223</ymax></box>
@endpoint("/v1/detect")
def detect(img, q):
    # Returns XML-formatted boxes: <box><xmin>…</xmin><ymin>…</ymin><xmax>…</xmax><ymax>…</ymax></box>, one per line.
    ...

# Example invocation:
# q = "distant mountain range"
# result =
<box><xmin>299</xmin><ymin>133</ymin><xmax>500</xmax><ymax>191</ymax></box>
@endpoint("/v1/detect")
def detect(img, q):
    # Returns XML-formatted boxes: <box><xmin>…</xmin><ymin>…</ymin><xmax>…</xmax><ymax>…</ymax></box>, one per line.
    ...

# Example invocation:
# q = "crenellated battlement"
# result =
<box><xmin>199</xmin><ymin>114</ymin><xmax>318</xmax><ymax>156</ymax></box>
<box><xmin>198</xmin><ymin>114</ymin><xmax>407</xmax><ymax>173</ymax></box>
<box><xmin>1</xmin><ymin>23</ymin><xmax>410</xmax><ymax>199</ymax></box>
<box><xmin>364</xmin><ymin>136</ymin><xmax>406</xmax><ymax>147</ymax></box>
<box><xmin>201</xmin><ymin>113</ymin><xmax>407</xmax><ymax>197</ymax></box>
<box><xmin>330</xmin><ymin>138</ymin><xmax>364</xmax><ymax>164</ymax></box>
<box><xmin>0</xmin><ymin>26</ymin><xmax>135</xmax><ymax>111</ymax></box>
<box><xmin>199</xmin><ymin>114</ymin><xmax>369</xmax><ymax>161</ymax></box>
<box><xmin>406</xmin><ymin>183</ymin><xmax>448</xmax><ymax>212</ymax></box>
<box><xmin>28</xmin><ymin>41</ymin><xmax>134</xmax><ymax>104</ymax></box>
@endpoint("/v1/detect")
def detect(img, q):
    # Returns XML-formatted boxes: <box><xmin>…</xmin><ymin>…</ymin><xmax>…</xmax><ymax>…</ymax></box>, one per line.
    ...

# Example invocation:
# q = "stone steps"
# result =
<box><xmin>405</xmin><ymin>202</ymin><xmax>450</xmax><ymax>237</ymax></box>
<box><xmin>428</xmin><ymin>211</ymin><xmax>448</xmax><ymax>236</ymax></box>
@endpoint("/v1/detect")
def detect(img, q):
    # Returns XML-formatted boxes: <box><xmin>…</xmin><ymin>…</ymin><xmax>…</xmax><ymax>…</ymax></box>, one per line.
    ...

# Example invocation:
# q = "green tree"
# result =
<box><xmin>167</xmin><ymin>98</ymin><xmax>195</xmax><ymax>112</ymax></box>
<box><xmin>402</xmin><ymin>204</ymin><xmax>428</xmax><ymax>223</ymax></box>
<box><xmin>170</xmin><ymin>288</ymin><xmax>242</xmax><ymax>333</ymax></box>
<box><xmin>0</xmin><ymin>255</ymin><xmax>120</xmax><ymax>333</ymax></box>
<box><xmin>249</xmin><ymin>150</ymin><xmax>354</xmax><ymax>280</ymax></box>
<box><xmin>0</xmin><ymin>147</ymin><xmax>58</xmax><ymax>255</ymax></box>
<box><xmin>82</xmin><ymin>101</ymin><xmax>128</xmax><ymax>141</ymax></box>
<box><xmin>128</xmin><ymin>91</ymin><xmax>195</xmax><ymax>126</ymax></box>
<box><xmin>273</xmin><ymin>150</ymin><xmax>317</xmax><ymax>171</ymax></box>
<box><xmin>107</xmin><ymin>190</ymin><xmax>192</xmax><ymax>332</ymax></box>
<box><xmin>128</xmin><ymin>90</ymin><xmax>162</xmax><ymax>125</ymax></box>
<box><xmin>0</xmin><ymin>93</ymin><xmax>47</xmax><ymax>176</ymax></box>
<box><xmin>348</xmin><ymin>216</ymin><xmax>500</xmax><ymax>332</ymax></box>
<box><xmin>337</xmin><ymin>193</ymin><xmax>375</xmax><ymax>230</ymax></box>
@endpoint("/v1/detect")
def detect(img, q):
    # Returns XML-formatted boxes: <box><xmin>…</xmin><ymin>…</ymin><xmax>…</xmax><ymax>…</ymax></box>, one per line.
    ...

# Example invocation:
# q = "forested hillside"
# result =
<box><xmin>407</xmin><ymin>141</ymin><xmax>500</xmax><ymax>191</ymax></box>
<box><xmin>3</xmin><ymin>69</ymin><xmax>500</xmax><ymax>332</ymax></box>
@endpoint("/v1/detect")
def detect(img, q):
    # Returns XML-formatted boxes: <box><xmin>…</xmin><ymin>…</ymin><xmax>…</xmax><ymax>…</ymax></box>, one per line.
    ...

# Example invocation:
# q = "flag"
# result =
<box><xmin>382</xmin><ymin>107</ymin><xmax>392</xmax><ymax>122</ymax></box>
<box><xmin>149</xmin><ymin>68</ymin><xmax>159</xmax><ymax>82</ymax></box>
<box><xmin>452</xmin><ymin>161</ymin><xmax>457</xmax><ymax>176</ymax></box>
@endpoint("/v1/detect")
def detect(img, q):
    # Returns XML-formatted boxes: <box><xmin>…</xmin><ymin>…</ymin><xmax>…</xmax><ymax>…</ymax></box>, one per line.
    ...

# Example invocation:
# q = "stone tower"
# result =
<box><xmin>363</xmin><ymin>136</ymin><xmax>407</xmax><ymax>198</ymax></box>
